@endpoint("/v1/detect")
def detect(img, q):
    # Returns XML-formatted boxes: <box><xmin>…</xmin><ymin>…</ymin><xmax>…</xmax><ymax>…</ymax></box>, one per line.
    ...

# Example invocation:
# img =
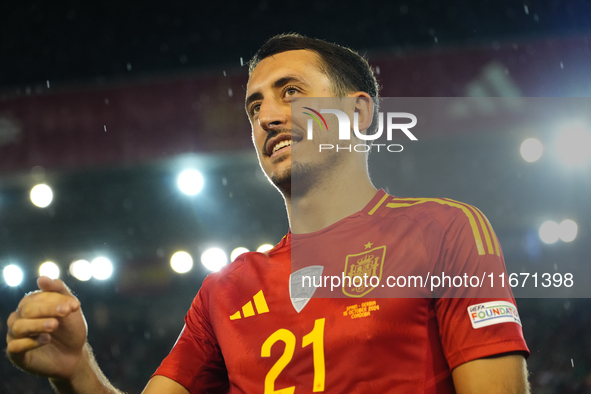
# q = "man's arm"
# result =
<box><xmin>48</xmin><ymin>343</ymin><xmax>126</xmax><ymax>394</ymax></box>
<box><xmin>452</xmin><ymin>352</ymin><xmax>530</xmax><ymax>394</ymax></box>
<box><xmin>6</xmin><ymin>277</ymin><xmax>127</xmax><ymax>394</ymax></box>
<box><xmin>142</xmin><ymin>376</ymin><xmax>190</xmax><ymax>394</ymax></box>
<box><xmin>50</xmin><ymin>347</ymin><xmax>190</xmax><ymax>394</ymax></box>
<box><xmin>7</xmin><ymin>277</ymin><xmax>210</xmax><ymax>394</ymax></box>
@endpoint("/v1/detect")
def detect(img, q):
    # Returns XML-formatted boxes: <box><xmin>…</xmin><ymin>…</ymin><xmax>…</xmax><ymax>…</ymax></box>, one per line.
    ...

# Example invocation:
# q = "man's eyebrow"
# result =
<box><xmin>245</xmin><ymin>75</ymin><xmax>310</xmax><ymax>111</ymax></box>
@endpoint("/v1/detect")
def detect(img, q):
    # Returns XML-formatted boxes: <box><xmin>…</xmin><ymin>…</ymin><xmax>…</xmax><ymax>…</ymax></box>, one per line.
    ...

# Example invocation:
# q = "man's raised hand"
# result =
<box><xmin>6</xmin><ymin>276</ymin><xmax>88</xmax><ymax>380</ymax></box>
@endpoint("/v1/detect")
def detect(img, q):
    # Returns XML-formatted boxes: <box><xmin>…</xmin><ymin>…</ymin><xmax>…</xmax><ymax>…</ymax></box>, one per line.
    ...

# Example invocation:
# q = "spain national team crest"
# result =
<box><xmin>342</xmin><ymin>244</ymin><xmax>386</xmax><ymax>297</ymax></box>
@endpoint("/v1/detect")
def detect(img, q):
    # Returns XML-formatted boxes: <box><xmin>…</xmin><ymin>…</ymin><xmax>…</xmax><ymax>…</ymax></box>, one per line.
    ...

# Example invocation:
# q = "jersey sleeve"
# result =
<box><xmin>431</xmin><ymin>204</ymin><xmax>529</xmax><ymax>370</ymax></box>
<box><xmin>152</xmin><ymin>276</ymin><xmax>229</xmax><ymax>393</ymax></box>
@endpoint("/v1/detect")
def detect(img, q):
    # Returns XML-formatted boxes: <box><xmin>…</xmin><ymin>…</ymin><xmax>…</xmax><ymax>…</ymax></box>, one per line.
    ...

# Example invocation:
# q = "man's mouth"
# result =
<box><xmin>271</xmin><ymin>139</ymin><xmax>292</xmax><ymax>154</ymax></box>
<box><xmin>265</xmin><ymin>130</ymin><xmax>304</xmax><ymax>157</ymax></box>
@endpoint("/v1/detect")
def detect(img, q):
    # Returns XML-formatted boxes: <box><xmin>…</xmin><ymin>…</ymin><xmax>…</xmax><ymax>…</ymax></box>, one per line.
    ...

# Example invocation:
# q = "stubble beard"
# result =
<box><xmin>263</xmin><ymin>124</ymin><xmax>345</xmax><ymax>199</ymax></box>
<box><xmin>270</xmin><ymin>151</ymin><xmax>343</xmax><ymax>199</ymax></box>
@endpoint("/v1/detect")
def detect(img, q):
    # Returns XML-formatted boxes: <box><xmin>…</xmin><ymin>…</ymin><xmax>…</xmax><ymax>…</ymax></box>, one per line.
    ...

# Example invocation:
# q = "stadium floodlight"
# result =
<box><xmin>555</xmin><ymin>125</ymin><xmax>591</xmax><ymax>166</ymax></box>
<box><xmin>559</xmin><ymin>220</ymin><xmax>578</xmax><ymax>242</ymax></box>
<box><xmin>177</xmin><ymin>169</ymin><xmax>204</xmax><ymax>195</ymax></box>
<box><xmin>201</xmin><ymin>248</ymin><xmax>228</xmax><ymax>272</ymax></box>
<box><xmin>539</xmin><ymin>221</ymin><xmax>560</xmax><ymax>244</ymax></box>
<box><xmin>39</xmin><ymin>261</ymin><xmax>60</xmax><ymax>279</ymax></box>
<box><xmin>171</xmin><ymin>251</ymin><xmax>193</xmax><ymax>273</ymax></box>
<box><xmin>230</xmin><ymin>247</ymin><xmax>249</xmax><ymax>261</ymax></box>
<box><xmin>256</xmin><ymin>244</ymin><xmax>274</xmax><ymax>253</ymax></box>
<box><xmin>30</xmin><ymin>184</ymin><xmax>53</xmax><ymax>208</ymax></box>
<box><xmin>70</xmin><ymin>260</ymin><xmax>92</xmax><ymax>281</ymax></box>
<box><xmin>520</xmin><ymin>138</ymin><xmax>543</xmax><ymax>163</ymax></box>
<box><xmin>3</xmin><ymin>264</ymin><xmax>24</xmax><ymax>287</ymax></box>
<box><xmin>91</xmin><ymin>257</ymin><xmax>113</xmax><ymax>280</ymax></box>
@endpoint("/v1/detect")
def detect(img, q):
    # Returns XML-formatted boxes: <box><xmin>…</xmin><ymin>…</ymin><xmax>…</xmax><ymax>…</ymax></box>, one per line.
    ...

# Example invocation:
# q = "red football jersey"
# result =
<box><xmin>154</xmin><ymin>190</ymin><xmax>529</xmax><ymax>393</ymax></box>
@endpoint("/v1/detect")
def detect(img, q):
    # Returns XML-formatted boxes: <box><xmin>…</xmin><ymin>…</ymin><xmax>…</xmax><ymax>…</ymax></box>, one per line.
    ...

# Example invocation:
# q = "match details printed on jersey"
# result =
<box><xmin>291</xmin><ymin>97</ymin><xmax>590</xmax><ymax>299</ymax></box>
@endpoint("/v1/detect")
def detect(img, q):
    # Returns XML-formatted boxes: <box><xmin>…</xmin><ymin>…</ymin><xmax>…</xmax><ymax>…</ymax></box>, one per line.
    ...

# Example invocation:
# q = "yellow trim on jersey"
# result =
<box><xmin>253</xmin><ymin>290</ymin><xmax>269</xmax><ymax>314</ymax></box>
<box><xmin>242</xmin><ymin>301</ymin><xmax>255</xmax><ymax>318</ymax></box>
<box><xmin>368</xmin><ymin>193</ymin><xmax>390</xmax><ymax>215</ymax></box>
<box><xmin>479</xmin><ymin>209</ymin><xmax>501</xmax><ymax>256</ymax></box>
<box><xmin>385</xmin><ymin>198</ymin><xmax>488</xmax><ymax>256</ymax></box>
<box><xmin>455</xmin><ymin>201</ymin><xmax>501</xmax><ymax>256</ymax></box>
<box><xmin>443</xmin><ymin>199</ymin><xmax>495</xmax><ymax>255</ymax></box>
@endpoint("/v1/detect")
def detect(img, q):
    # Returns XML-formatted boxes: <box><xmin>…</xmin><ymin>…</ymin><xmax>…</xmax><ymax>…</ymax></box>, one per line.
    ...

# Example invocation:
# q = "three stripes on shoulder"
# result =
<box><xmin>230</xmin><ymin>290</ymin><xmax>269</xmax><ymax>320</ymax></box>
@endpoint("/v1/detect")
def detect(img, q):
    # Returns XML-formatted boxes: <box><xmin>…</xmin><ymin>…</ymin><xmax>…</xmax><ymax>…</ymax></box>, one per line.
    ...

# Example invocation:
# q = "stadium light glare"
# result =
<box><xmin>539</xmin><ymin>221</ymin><xmax>560</xmax><ymax>244</ymax></box>
<box><xmin>30</xmin><ymin>184</ymin><xmax>53</xmax><ymax>208</ymax></box>
<box><xmin>178</xmin><ymin>169</ymin><xmax>204</xmax><ymax>195</ymax></box>
<box><xmin>257</xmin><ymin>244</ymin><xmax>274</xmax><ymax>253</ymax></box>
<box><xmin>39</xmin><ymin>261</ymin><xmax>60</xmax><ymax>279</ymax></box>
<box><xmin>91</xmin><ymin>257</ymin><xmax>113</xmax><ymax>280</ymax></box>
<box><xmin>201</xmin><ymin>248</ymin><xmax>228</xmax><ymax>272</ymax></box>
<box><xmin>559</xmin><ymin>220</ymin><xmax>578</xmax><ymax>242</ymax></box>
<box><xmin>520</xmin><ymin>138</ymin><xmax>543</xmax><ymax>163</ymax></box>
<box><xmin>3</xmin><ymin>264</ymin><xmax>24</xmax><ymax>287</ymax></box>
<box><xmin>555</xmin><ymin>125</ymin><xmax>591</xmax><ymax>166</ymax></box>
<box><xmin>171</xmin><ymin>251</ymin><xmax>193</xmax><ymax>274</ymax></box>
<box><xmin>230</xmin><ymin>247</ymin><xmax>249</xmax><ymax>261</ymax></box>
<box><xmin>70</xmin><ymin>260</ymin><xmax>92</xmax><ymax>281</ymax></box>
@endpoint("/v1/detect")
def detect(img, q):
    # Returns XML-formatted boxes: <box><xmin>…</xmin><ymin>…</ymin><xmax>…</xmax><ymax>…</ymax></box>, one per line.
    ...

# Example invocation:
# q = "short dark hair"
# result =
<box><xmin>248</xmin><ymin>33</ymin><xmax>381</xmax><ymax>134</ymax></box>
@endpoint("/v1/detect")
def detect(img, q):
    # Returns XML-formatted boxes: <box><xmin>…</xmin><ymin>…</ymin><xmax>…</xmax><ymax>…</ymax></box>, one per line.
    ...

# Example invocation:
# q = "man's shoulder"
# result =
<box><xmin>201</xmin><ymin>240</ymin><xmax>288</xmax><ymax>291</ymax></box>
<box><xmin>203</xmin><ymin>251</ymin><xmax>267</xmax><ymax>285</ymax></box>
<box><xmin>375</xmin><ymin>195</ymin><xmax>487</xmax><ymax>227</ymax></box>
<box><xmin>378</xmin><ymin>196</ymin><xmax>501</xmax><ymax>257</ymax></box>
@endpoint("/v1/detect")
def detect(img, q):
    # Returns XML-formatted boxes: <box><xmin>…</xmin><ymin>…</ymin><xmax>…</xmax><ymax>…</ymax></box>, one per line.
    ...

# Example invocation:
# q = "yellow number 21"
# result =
<box><xmin>261</xmin><ymin>318</ymin><xmax>326</xmax><ymax>393</ymax></box>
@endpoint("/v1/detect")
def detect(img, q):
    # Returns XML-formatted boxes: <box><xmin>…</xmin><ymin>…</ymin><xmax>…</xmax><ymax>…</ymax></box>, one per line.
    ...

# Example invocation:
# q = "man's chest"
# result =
<box><xmin>210</xmin><ymin>271</ymin><xmax>434</xmax><ymax>393</ymax></box>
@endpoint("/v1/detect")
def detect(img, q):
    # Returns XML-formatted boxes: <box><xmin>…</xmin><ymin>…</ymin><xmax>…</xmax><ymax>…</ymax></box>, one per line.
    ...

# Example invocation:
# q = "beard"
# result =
<box><xmin>270</xmin><ymin>161</ymin><xmax>314</xmax><ymax>198</ymax></box>
<box><xmin>261</xmin><ymin>124</ymin><xmax>345</xmax><ymax>198</ymax></box>
<box><xmin>269</xmin><ymin>150</ymin><xmax>343</xmax><ymax>199</ymax></box>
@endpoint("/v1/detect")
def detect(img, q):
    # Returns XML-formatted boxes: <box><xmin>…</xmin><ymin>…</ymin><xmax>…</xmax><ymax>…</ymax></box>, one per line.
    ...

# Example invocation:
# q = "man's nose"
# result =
<box><xmin>258</xmin><ymin>100</ymin><xmax>289</xmax><ymax>132</ymax></box>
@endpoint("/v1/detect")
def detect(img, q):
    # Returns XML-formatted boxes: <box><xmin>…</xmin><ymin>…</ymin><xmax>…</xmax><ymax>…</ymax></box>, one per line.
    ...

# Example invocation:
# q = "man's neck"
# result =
<box><xmin>285</xmin><ymin>160</ymin><xmax>377</xmax><ymax>234</ymax></box>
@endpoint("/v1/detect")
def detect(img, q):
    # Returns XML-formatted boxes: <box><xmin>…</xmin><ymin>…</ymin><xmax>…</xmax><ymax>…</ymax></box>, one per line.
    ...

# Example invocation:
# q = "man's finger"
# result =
<box><xmin>37</xmin><ymin>277</ymin><xmax>76</xmax><ymax>297</ymax></box>
<box><xmin>18</xmin><ymin>297</ymin><xmax>79</xmax><ymax>319</ymax></box>
<box><xmin>6</xmin><ymin>333</ymin><xmax>51</xmax><ymax>355</ymax></box>
<box><xmin>7</xmin><ymin>311</ymin><xmax>19</xmax><ymax>330</ymax></box>
<box><xmin>9</xmin><ymin>318</ymin><xmax>58</xmax><ymax>339</ymax></box>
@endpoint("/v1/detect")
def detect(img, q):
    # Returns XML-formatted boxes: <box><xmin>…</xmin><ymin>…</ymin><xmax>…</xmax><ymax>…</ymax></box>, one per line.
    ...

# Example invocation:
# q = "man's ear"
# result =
<box><xmin>350</xmin><ymin>92</ymin><xmax>373</xmax><ymax>135</ymax></box>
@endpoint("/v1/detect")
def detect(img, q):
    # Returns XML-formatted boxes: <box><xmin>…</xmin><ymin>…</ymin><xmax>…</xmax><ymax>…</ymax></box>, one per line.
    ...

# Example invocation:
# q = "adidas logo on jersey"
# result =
<box><xmin>229</xmin><ymin>290</ymin><xmax>269</xmax><ymax>320</ymax></box>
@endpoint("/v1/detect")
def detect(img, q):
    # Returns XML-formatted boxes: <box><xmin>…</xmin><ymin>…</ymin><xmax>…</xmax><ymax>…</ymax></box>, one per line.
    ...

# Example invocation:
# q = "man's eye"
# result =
<box><xmin>285</xmin><ymin>86</ymin><xmax>298</xmax><ymax>96</ymax></box>
<box><xmin>251</xmin><ymin>104</ymin><xmax>261</xmax><ymax>115</ymax></box>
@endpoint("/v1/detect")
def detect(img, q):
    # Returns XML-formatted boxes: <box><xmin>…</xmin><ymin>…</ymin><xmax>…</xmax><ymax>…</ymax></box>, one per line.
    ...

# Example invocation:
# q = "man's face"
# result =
<box><xmin>245</xmin><ymin>50</ymin><xmax>339</xmax><ymax>194</ymax></box>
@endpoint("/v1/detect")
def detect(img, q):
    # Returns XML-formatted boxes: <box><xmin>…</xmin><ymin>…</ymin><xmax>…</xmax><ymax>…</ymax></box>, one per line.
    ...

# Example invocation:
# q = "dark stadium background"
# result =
<box><xmin>1</xmin><ymin>1</ymin><xmax>590</xmax><ymax>392</ymax></box>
